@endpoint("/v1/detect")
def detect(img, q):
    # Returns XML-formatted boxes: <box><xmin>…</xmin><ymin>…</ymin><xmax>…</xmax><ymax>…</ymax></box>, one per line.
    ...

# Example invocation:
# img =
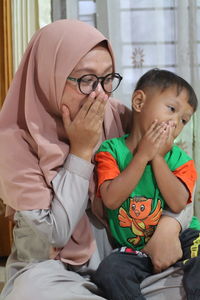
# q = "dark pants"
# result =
<box><xmin>177</xmin><ymin>228</ymin><xmax>200</xmax><ymax>300</ymax></box>
<box><xmin>92</xmin><ymin>229</ymin><xmax>200</xmax><ymax>300</ymax></box>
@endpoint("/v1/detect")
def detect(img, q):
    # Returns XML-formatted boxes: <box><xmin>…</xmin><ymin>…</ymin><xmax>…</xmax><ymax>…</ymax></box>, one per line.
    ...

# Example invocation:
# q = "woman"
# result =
<box><xmin>0</xmin><ymin>19</ymin><xmax>193</xmax><ymax>300</ymax></box>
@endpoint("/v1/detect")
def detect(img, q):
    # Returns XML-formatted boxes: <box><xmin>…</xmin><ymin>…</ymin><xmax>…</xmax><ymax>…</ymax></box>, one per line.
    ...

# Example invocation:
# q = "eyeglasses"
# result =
<box><xmin>67</xmin><ymin>72</ymin><xmax>123</xmax><ymax>95</ymax></box>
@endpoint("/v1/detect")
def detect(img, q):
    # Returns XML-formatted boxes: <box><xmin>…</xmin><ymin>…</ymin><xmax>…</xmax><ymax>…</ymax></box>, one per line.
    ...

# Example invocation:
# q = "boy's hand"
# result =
<box><xmin>137</xmin><ymin>120</ymin><xmax>168</xmax><ymax>161</ymax></box>
<box><xmin>62</xmin><ymin>90</ymin><xmax>108</xmax><ymax>161</ymax></box>
<box><xmin>157</xmin><ymin>121</ymin><xmax>175</xmax><ymax>157</ymax></box>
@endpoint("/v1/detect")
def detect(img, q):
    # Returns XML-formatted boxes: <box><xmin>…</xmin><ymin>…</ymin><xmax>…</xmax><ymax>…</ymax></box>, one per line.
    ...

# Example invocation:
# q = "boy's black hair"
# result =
<box><xmin>134</xmin><ymin>68</ymin><xmax>198</xmax><ymax>112</ymax></box>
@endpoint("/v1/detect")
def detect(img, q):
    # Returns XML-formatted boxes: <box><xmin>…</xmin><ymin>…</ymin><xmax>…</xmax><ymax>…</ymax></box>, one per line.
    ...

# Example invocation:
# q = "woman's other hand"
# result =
<box><xmin>142</xmin><ymin>215</ymin><xmax>183</xmax><ymax>273</ymax></box>
<box><xmin>62</xmin><ymin>90</ymin><xmax>108</xmax><ymax>161</ymax></box>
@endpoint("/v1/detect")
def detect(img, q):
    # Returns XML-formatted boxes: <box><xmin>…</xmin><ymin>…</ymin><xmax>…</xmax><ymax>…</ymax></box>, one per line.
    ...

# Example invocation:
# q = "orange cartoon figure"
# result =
<box><xmin>118</xmin><ymin>197</ymin><xmax>162</xmax><ymax>246</ymax></box>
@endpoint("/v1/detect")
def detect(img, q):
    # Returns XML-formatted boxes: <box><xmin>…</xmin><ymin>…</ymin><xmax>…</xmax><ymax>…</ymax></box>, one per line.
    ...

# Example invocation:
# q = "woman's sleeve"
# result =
<box><xmin>15</xmin><ymin>154</ymin><xmax>94</xmax><ymax>247</ymax></box>
<box><xmin>162</xmin><ymin>202</ymin><xmax>194</xmax><ymax>231</ymax></box>
<box><xmin>162</xmin><ymin>178</ymin><xmax>196</xmax><ymax>231</ymax></box>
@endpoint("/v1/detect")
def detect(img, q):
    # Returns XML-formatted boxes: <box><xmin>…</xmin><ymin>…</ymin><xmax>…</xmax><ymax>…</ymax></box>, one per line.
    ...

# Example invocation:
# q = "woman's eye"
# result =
<box><xmin>82</xmin><ymin>78</ymin><xmax>93</xmax><ymax>83</ymax></box>
<box><xmin>104</xmin><ymin>77</ymin><xmax>113</xmax><ymax>84</ymax></box>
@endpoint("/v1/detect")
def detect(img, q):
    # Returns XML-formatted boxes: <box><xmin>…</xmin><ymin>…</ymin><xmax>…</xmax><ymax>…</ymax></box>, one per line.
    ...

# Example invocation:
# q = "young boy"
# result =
<box><xmin>92</xmin><ymin>69</ymin><xmax>200</xmax><ymax>300</ymax></box>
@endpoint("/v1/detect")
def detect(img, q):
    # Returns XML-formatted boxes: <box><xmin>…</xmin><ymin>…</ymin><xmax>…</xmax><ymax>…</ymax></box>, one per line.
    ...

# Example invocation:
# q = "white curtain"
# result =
<box><xmin>11</xmin><ymin>0</ymin><xmax>53</xmax><ymax>73</ymax></box>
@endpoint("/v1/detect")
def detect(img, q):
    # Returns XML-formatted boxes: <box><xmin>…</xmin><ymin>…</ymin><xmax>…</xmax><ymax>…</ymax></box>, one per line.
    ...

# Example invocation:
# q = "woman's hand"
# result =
<box><xmin>142</xmin><ymin>215</ymin><xmax>183</xmax><ymax>273</ymax></box>
<box><xmin>62</xmin><ymin>90</ymin><xmax>108</xmax><ymax>161</ymax></box>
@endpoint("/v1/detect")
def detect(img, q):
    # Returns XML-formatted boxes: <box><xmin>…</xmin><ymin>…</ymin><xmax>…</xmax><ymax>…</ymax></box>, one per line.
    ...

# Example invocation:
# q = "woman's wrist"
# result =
<box><xmin>70</xmin><ymin>147</ymin><xmax>93</xmax><ymax>162</ymax></box>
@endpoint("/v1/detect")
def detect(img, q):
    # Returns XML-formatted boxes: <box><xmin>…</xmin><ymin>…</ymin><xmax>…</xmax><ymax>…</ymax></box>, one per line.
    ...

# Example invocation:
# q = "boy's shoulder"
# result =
<box><xmin>166</xmin><ymin>144</ymin><xmax>193</xmax><ymax>170</ymax></box>
<box><xmin>171</xmin><ymin>144</ymin><xmax>192</xmax><ymax>159</ymax></box>
<box><xmin>96</xmin><ymin>134</ymin><xmax>128</xmax><ymax>154</ymax></box>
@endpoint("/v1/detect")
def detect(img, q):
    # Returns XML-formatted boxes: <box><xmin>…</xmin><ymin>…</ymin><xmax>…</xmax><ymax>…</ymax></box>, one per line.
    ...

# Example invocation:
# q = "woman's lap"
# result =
<box><xmin>1</xmin><ymin>260</ymin><xmax>186</xmax><ymax>300</ymax></box>
<box><xmin>1</xmin><ymin>260</ymin><xmax>105</xmax><ymax>300</ymax></box>
<box><xmin>141</xmin><ymin>266</ymin><xmax>186</xmax><ymax>300</ymax></box>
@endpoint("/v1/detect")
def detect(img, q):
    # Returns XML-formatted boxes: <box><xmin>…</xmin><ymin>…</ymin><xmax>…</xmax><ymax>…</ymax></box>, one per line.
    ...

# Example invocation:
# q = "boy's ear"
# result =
<box><xmin>132</xmin><ymin>90</ymin><xmax>146</xmax><ymax>112</ymax></box>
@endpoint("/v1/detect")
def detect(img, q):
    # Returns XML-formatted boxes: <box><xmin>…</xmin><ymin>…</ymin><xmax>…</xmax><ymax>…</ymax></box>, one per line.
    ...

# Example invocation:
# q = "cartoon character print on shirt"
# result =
<box><xmin>118</xmin><ymin>196</ymin><xmax>162</xmax><ymax>246</ymax></box>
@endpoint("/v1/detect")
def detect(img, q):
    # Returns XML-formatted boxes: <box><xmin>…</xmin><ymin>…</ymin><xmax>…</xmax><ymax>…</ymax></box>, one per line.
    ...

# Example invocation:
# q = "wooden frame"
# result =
<box><xmin>0</xmin><ymin>0</ymin><xmax>13</xmax><ymax>108</ymax></box>
<box><xmin>0</xmin><ymin>0</ymin><xmax>13</xmax><ymax>255</ymax></box>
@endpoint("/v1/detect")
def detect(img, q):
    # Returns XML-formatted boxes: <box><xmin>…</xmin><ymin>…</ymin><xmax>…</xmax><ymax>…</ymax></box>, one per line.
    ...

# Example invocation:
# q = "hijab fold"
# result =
<box><xmin>0</xmin><ymin>19</ymin><xmax>130</xmax><ymax>264</ymax></box>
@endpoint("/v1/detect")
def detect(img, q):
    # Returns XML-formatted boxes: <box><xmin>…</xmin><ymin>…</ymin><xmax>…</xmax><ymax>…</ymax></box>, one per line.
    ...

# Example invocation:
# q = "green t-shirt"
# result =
<box><xmin>96</xmin><ymin>134</ymin><xmax>195</xmax><ymax>250</ymax></box>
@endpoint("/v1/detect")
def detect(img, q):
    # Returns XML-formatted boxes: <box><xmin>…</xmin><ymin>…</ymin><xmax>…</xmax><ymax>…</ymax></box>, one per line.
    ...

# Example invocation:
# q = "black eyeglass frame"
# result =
<box><xmin>67</xmin><ymin>72</ymin><xmax>123</xmax><ymax>95</ymax></box>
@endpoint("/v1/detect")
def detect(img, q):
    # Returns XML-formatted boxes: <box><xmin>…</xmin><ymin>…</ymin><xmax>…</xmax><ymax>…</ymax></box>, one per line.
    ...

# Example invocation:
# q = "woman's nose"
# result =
<box><xmin>93</xmin><ymin>82</ymin><xmax>104</xmax><ymax>94</ymax></box>
<box><xmin>97</xmin><ymin>81</ymin><xmax>104</xmax><ymax>91</ymax></box>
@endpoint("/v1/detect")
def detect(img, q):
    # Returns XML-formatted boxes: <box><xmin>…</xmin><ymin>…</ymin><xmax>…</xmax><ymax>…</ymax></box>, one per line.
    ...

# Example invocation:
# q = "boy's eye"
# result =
<box><xmin>181</xmin><ymin>119</ymin><xmax>187</xmax><ymax>125</ymax></box>
<box><xmin>168</xmin><ymin>105</ymin><xmax>175</xmax><ymax>112</ymax></box>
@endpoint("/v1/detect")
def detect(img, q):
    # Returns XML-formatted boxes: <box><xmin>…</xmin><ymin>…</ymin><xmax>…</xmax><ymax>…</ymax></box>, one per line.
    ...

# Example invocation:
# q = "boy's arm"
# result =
<box><xmin>151</xmin><ymin>122</ymin><xmax>196</xmax><ymax>213</ymax></box>
<box><xmin>142</xmin><ymin>187</ymin><xmax>195</xmax><ymax>273</ymax></box>
<box><xmin>151</xmin><ymin>155</ymin><xmax>189</xmax><ymax>213</ymax></box>
<box><xmin>99</xmin><ymin>152</ymin><xmax>148</xmax><ymax>210</ymax></box>
<box><xmin>142</xmin><ymin>215</ymin><xmax>182</xmax><ymax>273</ymax></box>
<box><xmin>99</xmin><ymin>121</ymin><xmax>168</xmax><ymax>210</ymax></box>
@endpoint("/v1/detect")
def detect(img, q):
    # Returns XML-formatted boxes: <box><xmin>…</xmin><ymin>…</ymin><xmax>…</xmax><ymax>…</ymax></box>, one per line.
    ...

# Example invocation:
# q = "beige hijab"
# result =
<box><xmin>0</xmin><ymin>19</ymin><xmax>130</xmax><ymax>264</ymax></box>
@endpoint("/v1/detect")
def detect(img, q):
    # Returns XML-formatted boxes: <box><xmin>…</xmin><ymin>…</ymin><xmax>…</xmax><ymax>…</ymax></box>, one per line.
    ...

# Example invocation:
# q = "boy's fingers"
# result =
<box><xmin>148</xmin><ymin>120</ymin><xmax>158</xmax><ymax>131</ymax></box>
<box><xmin>148</xmin><ymin>122</ymin><xmax>166</xmax><ymax>141</ymax></box>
